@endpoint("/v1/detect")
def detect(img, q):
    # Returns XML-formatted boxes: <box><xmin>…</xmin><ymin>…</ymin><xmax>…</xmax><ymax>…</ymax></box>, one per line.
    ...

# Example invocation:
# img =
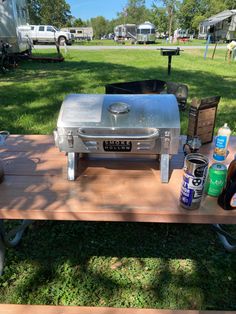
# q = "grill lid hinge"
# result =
<box><xmin>67</xmin><ymin>131</ymin><xmax>74</xmax><ymax>148</ymax></box>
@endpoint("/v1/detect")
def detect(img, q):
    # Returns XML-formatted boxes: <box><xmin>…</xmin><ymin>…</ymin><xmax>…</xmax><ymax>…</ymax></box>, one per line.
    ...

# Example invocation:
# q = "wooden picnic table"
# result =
<box><xmin>0</xmin><ymin>135</ymin><xmax>235</xmax><ymax>224</ymax></box>
<box><xmin>0</xmin><ymin>135</ymin><xmax>236</xmax><ymax>311</ymax></box>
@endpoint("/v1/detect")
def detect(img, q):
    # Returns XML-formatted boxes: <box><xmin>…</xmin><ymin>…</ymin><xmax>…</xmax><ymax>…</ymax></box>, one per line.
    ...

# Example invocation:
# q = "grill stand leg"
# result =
<box><xmin>168</xmin><ymin>55</ymin><xmax>172</xmax><ymax>75</ymax></box>
<box><xmin>67</xmin><ymin>152</ymin><xmax>78</xmax><ymax>181</ymax></box>
<box><xmin>212</xmin><ymin>224</ymin><xmax>236</xmax><ymax>252</ymax></box>
<box><xmin>160</xmin><ymin>154</ymin><xmax>170</xmax><ymax>183</ymax></box>
<box><xmin>0</xmin><ymin>220</ymin><xmax>33</xmax><ymax>275</ymax></box>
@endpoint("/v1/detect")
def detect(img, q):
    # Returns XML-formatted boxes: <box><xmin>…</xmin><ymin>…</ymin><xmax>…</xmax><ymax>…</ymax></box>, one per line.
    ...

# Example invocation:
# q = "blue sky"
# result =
<box><xmin>67</xmin><ymin>0</ymin><xmax>155</xmax><ymax>20</ymax></box>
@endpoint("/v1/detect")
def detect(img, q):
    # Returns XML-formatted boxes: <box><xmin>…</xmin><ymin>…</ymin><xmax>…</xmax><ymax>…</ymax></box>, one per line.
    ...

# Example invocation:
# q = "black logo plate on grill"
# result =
<box><xmin>103</xmin><ymin>140</ymin><xmax>132</xmax><ymax>152</ymax></box>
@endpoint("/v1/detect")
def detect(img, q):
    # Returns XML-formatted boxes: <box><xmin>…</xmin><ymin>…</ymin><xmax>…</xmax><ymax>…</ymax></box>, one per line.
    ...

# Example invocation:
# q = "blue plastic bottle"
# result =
<box><xmin>213</xmin><ymin>123</ymin><xmax>231</xmax><ymax>161</ymax></box>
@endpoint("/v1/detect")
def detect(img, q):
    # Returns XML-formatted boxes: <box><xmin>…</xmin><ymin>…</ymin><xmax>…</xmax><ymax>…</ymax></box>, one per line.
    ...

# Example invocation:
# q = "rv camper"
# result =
<box><xmin>0</xmin><ymin>0</ymin><xmax>31</xmax><ymax>54</ymax></box>
<box><xmin>199</xmin><ymin>10</ymin><xmax>236</xmax><ymax>42</ymax></box>
<box><xmin>61</xmin><ymin>27</ymin><xmax>93</xmax><ymax>41</ymax></box>
<box><xmin>136</xmin><ymin>21</ymin><xmax>156</xmax><ymax>44</ymax></box>
<box><xmin>114</xmin><ymin>24</ymin><xmax>137</xmax><ymax>41</ymax></box>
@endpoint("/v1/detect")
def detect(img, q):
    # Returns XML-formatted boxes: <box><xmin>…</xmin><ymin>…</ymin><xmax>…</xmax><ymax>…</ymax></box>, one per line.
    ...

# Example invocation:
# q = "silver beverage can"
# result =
<box><xmin>180</xmin><ymin>153</ymin><xmax>209</xmax><ymax>210</ymax></box>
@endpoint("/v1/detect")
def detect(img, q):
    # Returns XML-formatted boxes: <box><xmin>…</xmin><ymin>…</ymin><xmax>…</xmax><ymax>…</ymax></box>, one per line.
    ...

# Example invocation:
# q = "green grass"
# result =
<box><xmin>1</xmin><ymin>222</ymin><xmax>236</xmax><ymax>309</ymax></box>
<box><xmin>0</xmin><ymin>48</ymin><xmax>236</xmax><ymax>309</ymax></box>
<box><xmin>73</xmin><ymin>39</ymin><xmax>224</xmax><ymax>47</ymax></box>
<box><xmin>0</xmin><ymin>48</ymin><xmax>235</xmax><ymax>134</ymax></box>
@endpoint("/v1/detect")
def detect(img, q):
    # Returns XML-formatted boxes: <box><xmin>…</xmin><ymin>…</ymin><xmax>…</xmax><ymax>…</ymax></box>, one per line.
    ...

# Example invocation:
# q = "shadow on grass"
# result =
<box><xmin>2</xmin><ymin>221</ymin><xmax>236</xmax><ymax>309</ymax></box>
<box><xmin>0</xmin><ymin>57</ymin><xmax>235</xmax><ymax>133</ymax></box>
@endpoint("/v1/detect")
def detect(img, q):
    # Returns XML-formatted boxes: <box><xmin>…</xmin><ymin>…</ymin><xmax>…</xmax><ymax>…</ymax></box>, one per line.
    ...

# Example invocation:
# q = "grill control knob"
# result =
<box><xmin>108</xmin><ymin>102</ymin><xmax>130</xmax><ymax>115</ymax></box>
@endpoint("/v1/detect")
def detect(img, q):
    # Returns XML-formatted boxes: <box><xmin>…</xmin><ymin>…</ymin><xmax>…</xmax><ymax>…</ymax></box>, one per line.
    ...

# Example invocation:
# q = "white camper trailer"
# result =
<box><xmin>114</xmin><ymin>24</ymin><xmax>137</xmax><ymax>41</ymax></box>
<box><xmin>136</xmin><ymin>21</ymin><xmax>156</xmax><ymax>44</ymax></box>
<box><xmin>199</xmin><ymin>10</ymin><xmax>236</xmax><ymax>42</ymax></box>
<box><xmin>0</xmin><ymin>0</ymin><xmax>31</xmax><ymax>54</ymax></box>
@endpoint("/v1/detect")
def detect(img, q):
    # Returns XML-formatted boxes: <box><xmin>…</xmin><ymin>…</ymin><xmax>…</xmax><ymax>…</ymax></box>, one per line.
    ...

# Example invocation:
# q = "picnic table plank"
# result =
<box><xmin>0</xmin><ymin>304</ymin><xmax>235</xmax><ymax>314</ymax></box>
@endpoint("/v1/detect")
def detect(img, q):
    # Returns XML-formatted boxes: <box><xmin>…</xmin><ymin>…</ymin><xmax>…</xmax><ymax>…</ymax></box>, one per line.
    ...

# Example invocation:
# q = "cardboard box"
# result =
<box><xmin>187</xmin><ymin>96</ymin><xmax>220</xmax><ymax>144</ymax></box>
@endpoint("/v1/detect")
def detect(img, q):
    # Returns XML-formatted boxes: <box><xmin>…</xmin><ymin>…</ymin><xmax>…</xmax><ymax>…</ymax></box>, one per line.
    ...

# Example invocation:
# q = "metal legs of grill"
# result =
<box><xmin>0</xmin><ymin>220</ymin><xmax>33</xmax><ymax>275</ymax></box>
<box><xmin>67</xmin><ymin>152</ymin><xmax>78</xmax><ymax>181</ymax></box>
<box><xmin>160</xmin><ymin>154</ymin><xmax>170</xmax><ymax>183</ymax></box>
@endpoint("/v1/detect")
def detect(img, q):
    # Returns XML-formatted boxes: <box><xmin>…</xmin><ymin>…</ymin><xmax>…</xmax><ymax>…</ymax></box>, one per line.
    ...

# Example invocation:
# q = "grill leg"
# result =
<box><xmin>160</xmin><ymin>154</ymin><xmax>170</xmax><ymax>183</ymax></box>
<box><xmin>0</xmin><ymin>220</ymin><xmax>33</xmax><ymax>275</ymax></box>
<box><xmin>68</xmin><ymin>152</ymin><xmax>78</xmax><ymax>181</ymax></box>
<box><xmin>168</xmin><ymin>55</ymin><xmax>172</xmax><ymax>75</ymax></box>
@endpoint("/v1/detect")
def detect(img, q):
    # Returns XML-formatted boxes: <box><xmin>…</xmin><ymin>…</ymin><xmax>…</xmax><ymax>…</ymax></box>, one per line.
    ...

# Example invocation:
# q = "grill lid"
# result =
<box><xmin>57</xmin><ymin>94</ymin><xmax>180</xmax><ymax>130</ymax></box>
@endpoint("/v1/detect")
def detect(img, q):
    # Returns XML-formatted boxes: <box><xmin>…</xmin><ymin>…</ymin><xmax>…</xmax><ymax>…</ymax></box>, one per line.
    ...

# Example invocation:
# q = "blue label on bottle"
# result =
<box><xmin>215</xmin><ymin>136</ymin><xmax>227</xmax><ymax>149</ymax></box>
<box><xmin>213</xmin><ymin>154</ymin><xmax>225</xmax><ymax>161</ymax></box>
<box><xmin>213</xmin><ymin>135</ymin><xmax>227</xmax><ymax>161</ymax></box>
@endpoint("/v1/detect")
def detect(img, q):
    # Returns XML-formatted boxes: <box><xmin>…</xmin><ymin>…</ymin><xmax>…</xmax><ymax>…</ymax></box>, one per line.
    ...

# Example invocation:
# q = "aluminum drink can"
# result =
<box><xmin>204</xmin><ymin>163</ymin><xmax>227</xmax><ymax>197</ymax></box>
<box><xmin>180</xmin><ymin>153</ymin><xmax>209</xmax><ymax>210</ymax></box>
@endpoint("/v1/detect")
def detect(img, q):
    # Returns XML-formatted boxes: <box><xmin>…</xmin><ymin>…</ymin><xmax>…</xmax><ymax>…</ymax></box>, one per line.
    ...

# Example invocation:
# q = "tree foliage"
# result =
<box><xmin>27</xmin><ymin>0</ymin><xmax>71</xmax><ymax>27</ymax></box>
<box><xmin>151</xmin><ymin>4</ymin><xmax>168</xmax><ymax>33</ymax></box>
<box><xmin>27</xmin><ymin>0</ymin><xmax>41</xmax><ymax>24</ymax></box>
<box><xmin>117</xmin><ymin>0</ymin><xmax>150</xmax><ymax>25</ymax></box>
<box><xmin>164</xmin><ymin>0</ymin><xmax>179</xmax><ymax>35</ymax></box>
<box><xmin>177</xmin><ymin>0</ymin><xmax>204</xmax><ymax>30</ymax></box>
<box><xmin>151</xmin><ymin>0</ymin><xmax>180</xmax><ymax>35</ymax></box>
<box><xmin>90</xmin><ymin>16</ymin><xmax>110</xmax><ymax>39</ymax></box>
<box><xmin>178</xmin><ymin>0</ymin><xmax>236</xmax><ymax>32</ymax></box>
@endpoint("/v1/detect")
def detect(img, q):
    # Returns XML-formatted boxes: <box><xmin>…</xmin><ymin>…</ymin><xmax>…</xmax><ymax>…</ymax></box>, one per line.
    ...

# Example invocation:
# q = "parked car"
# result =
<box><xmin>25</xmin><ymin>25</ymin><xmax>73</xmax><ymax>45</ymax></box>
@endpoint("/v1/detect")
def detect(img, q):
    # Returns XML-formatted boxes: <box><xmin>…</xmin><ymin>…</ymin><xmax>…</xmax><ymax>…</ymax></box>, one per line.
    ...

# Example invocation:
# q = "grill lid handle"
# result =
<box><xmin>77</xmin><ymin>128</ymin><xmax>160</xmax><ymax>140</ymax></box>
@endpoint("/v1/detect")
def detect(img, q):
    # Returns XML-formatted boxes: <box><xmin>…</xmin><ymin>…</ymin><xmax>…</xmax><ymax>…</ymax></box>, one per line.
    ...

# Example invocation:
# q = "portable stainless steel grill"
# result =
<box><xmin>54</xmin><ymin>94</ymin><xmax>180</xmax><ymax>183</ymax></box>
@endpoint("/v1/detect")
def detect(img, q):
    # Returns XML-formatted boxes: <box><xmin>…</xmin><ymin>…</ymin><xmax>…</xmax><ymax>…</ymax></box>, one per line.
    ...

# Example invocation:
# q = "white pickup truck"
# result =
<box><xmin>27</xmin><ymin>25</ymin><xmax>73</xmax><ymax>45</ymax></box>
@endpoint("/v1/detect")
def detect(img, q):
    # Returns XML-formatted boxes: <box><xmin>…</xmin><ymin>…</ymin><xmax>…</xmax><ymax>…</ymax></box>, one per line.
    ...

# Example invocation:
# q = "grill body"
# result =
<box><xmin>54</xmin><ymin>94</ymin><xmax>180</xmax><ymax>182</ymax></box>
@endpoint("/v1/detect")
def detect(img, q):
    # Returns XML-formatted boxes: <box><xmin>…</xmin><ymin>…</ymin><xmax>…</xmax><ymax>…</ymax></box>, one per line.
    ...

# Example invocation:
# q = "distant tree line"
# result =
<box><xmin>27</xmin><ymin>0</ymin><xmax>236</xmax><ymax>39</ymax></box>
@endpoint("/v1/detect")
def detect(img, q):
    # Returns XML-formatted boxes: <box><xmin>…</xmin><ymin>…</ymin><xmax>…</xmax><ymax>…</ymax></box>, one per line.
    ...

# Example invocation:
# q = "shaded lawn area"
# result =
<box><xmin>0</xmin><ymin>49</ymin><xmax>236</xmax><ymax>309</ymax></box>
<box><xmin>1</xmin><ymin>221</ymin><xmax>236</xmax><ymax>309</ymax></box>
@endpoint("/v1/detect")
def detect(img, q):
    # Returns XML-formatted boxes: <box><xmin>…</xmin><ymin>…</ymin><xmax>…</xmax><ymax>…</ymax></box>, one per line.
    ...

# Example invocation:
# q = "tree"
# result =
<box><xmin>27</xmin><ymin>0</ymin><xmax>72</xmax><ymax>27</ymax></box>
<box><xmin>152</xmin><ymin>0</ymin><xmax>179</xmax><ymax>36</ymax></box>
<box><xmin>27</xmin><ymin>0</ymin><xmax>41</xmax><ymax>24</ymax></box>
<box><xmin>225</xmin><ymin>0</ymin><xmax>236</xmax><ymax>9</ymax></box>
<box><xmin>151</xmin><ymin>3</ymin><xmax>168</xmax><ymax>34</ymax></box>
<box><xmin>177</xmin><ymin>0</ymin><xmax>203</xmax><ymax>30</ymax></box>
<box><xmin>90</xmin><ymin>16</ymin><xmax>109</xmax><ymax>39</ymax></box>
<box><xmin>73</xmin><ymin>18</ymin><xmax>85</xmax><ymax>27</ymax></box>
<box><xmin>117</xmin><ymin>0</ymin><xmax>150</xmax><ymax>25</ymax></box>
<box><xmin>163</xmin><ymin>0</ymin><xmax>179</xmax><ymax>36</ymax></box>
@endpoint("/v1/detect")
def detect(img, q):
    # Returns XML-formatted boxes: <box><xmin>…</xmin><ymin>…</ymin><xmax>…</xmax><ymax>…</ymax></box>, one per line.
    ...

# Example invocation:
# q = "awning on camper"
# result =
<box><xmin>202</xmin><ymin>10</ymin><xmax>235</xmax><ymax>27</ymax></box>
